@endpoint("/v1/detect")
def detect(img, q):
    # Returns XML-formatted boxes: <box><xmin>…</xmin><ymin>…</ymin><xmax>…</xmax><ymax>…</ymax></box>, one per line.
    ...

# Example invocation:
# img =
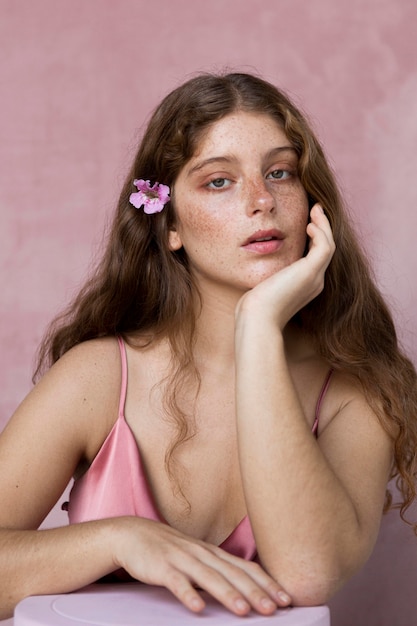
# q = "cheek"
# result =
<box><xmin>184</xmin><ymin>212</ymin><xmax>218</xmax><ymax>236</ymax></box>
<box><xmin>177</xmin><ymin>200</ymin><xmax>228</xmax><ymax>244</ymax></box>
<box><xmin>283</xmin><ymin>196</ymin><xmax>309</xmax><ymax>257</ymax></box>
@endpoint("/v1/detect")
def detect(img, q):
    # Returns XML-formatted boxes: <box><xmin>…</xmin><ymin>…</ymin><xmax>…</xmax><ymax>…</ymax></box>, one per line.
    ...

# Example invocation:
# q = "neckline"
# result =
<box><xmin>113</xmin><ymin>336</ymin><xmax>332</xmax><ymax>556</ymax></box>
<box><xmin>117</xmin><ymin>412</ymin><xmax>253</xmax><ymax>550</ymax></box>
<box><xmin>116</xmin><ymin>336</ymin><xmax>253</xmax><ymax>548</ymax></box>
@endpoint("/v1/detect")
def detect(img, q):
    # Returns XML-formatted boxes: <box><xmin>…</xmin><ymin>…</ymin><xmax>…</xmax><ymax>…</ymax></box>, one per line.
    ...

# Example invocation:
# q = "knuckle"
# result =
<box><xmin>165</xmin><ymin>567</ymin><xmax>185</xmax><ymax>592</ymax></box>
<box><xmin>191</xmin><ymin>542</ymin><xmax>215</xmax><ymax>562</ymax></box>
<box><xmin>246</xmin><ymin>560</ymin><xmax>263</xmax><ymax>575</ymax></box>
<box><xmin>181</xmin><ymin>586</ymin><xmax>199</xmax><ymax>605</ymax></box>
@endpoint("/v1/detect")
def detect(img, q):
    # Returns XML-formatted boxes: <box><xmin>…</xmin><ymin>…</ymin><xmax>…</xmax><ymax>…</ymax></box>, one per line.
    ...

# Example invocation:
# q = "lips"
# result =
<box><xmin>243</xmin><ymin>229</ymin><xmax>284</xmax><ymax>245</ymax></box>
<box><xmin>242</xmin><ymin>229</ymin><xmax>284</xmax><ymax>254</ymax></box>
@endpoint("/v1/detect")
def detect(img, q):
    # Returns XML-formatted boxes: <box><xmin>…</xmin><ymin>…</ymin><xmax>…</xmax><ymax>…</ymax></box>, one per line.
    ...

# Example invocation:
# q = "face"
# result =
<box><xmin>169</xmin><ymin>111</ymin><xmax>309</xmax><ymax>296</ymax></box>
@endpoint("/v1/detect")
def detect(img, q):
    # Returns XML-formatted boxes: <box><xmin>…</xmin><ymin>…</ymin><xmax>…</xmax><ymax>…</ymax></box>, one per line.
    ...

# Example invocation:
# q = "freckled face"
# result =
<box><xmin>169</xmin><ymin>111</ymin><xmax>309</xmax><ymax>295</ymax></box>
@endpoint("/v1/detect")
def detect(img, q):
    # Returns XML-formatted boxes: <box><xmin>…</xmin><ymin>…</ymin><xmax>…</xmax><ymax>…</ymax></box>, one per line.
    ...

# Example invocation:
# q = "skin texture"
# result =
<box><xmin>0</xmin><ymin>112</ymin><xmax>392</xmax><ymax>619</ymax></box>
<box><xmin>170</xmin><ymin>112</ymin><xmax>309</xmax><ymax>294</ymax></box>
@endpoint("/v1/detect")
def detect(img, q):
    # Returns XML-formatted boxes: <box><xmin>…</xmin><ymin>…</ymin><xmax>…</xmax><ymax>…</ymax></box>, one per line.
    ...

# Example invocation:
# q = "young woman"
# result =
<box><xmin>0</xmin><ymin>72</ymin><xmax>416</xmax><ymax>620</ymax></box>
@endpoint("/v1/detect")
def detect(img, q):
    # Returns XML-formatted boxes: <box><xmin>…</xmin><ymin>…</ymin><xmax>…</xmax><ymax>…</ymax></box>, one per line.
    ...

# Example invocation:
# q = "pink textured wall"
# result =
<box><xmin>1</xmin><ymin>1</ymin><xmax>416</xmax><ymax>624</ymax></box>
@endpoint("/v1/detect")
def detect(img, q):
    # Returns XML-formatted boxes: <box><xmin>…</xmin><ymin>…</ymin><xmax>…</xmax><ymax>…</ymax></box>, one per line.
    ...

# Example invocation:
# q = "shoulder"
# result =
<box><xmin>291</xmin><ymin>347</ymin><xmax>388</xmax><ymax>444</ymax></box>
<box><xmin>53</xmin><ymin>335</ymin><xmax>122</xmax><ymax>374</ymax></box>
<box><xmin>35</xmin><ymin>337</ymin><xmax>122</xmax><ymax>408</ymax></box>
<box><xmin>317</xmin><ymin>368</ymin><xmax>390</xmax><ymax>450</ymax></box>
<box><xmin>41</xmin><ymin>336</ymin><xmax>122</xmax><ymax>392</ymax></box>
<box><xmin>31</xmin><ymin>336</ymin><xmax>123</xmax><ymax>457</ymax></box>
<box><xmin>287</xmin><ymin>326</ymin><xmax>387</xmax><ymax>433</ymax></box>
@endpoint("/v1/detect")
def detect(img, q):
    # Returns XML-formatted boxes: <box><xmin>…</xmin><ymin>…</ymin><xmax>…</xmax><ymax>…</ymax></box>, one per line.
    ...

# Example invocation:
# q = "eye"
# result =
<box><xmin>267</xmin><ymin>169</ymin><xmax>291</xmax><ymax>180</ymax></box>
<box><xmin>206</xmin><ymin>177</ymin><xmax>231</xmax><ymax>189</ymax></box>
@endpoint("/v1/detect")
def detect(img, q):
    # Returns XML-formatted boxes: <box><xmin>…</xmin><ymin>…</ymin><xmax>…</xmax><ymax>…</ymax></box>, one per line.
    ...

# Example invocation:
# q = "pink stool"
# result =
<box><xmin>14</xmin><ymin>583</ymin><xmax>330</xmax><ymax>625</ymax></box>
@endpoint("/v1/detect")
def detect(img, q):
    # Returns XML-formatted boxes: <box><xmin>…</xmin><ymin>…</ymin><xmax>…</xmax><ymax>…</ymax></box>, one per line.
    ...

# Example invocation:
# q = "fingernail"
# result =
<box><xmin>235</xmin><ymin>598</ymin><xmax>250</xmax><ymax>612</ymax></box>
<box><xmin>316</xmin><ymin>204</ymin><xmax>324</xmax><ymax>213</ymax></box>
<box><xmin>277</xmin><ymin>591</ymin><xmax>291</xmax><ymax>604</ymax></box>
<box><xmin>261</xmin><ymin>597</ymin><xmax>276</xmax><ymax>610</ymax></box>
<box><xmin>190</xmin><ymin>597</ymin><xmax>204</xmax><ymax>611</ymax></box>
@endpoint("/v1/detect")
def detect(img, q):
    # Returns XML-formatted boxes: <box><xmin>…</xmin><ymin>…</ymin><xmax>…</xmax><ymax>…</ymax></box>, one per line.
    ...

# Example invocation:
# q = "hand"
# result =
<box><xmin>236</xmin><ymin>204</ymin><xmax>335</xmax><ymax>330</ymax></box>
<box><xmin>114</xmin><ymin>517</ymin><xmax>291</xmax><ymax>616</ymax></box>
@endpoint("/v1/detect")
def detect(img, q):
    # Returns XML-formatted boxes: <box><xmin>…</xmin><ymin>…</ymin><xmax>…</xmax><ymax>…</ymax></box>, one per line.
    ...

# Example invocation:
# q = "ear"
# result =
<box><xmin>168</xmin><ymin>227</ymin><xmax>183</xmax><ymax>251</ymax></box>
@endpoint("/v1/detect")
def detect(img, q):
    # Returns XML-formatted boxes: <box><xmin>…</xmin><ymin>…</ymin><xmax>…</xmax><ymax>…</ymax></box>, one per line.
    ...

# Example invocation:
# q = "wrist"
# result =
<box><xmin>102</xmin><ymin>516</ymin><xmax>137</xmax><ymax>571</ymax></box>
<box><xmin>235</xmin><ymin>294</ymin><xmax>287</xmax><ymax>334</ymax></box>
<box><xmin>235</xmin><ymin>312</ymin><xmax>285</xmax><ymax>360</ymax></box>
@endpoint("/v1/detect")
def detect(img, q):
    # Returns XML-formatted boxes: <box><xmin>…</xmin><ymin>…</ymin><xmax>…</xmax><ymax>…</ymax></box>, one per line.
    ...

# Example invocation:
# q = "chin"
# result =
<box><xmin>245</xmin><ymin>264</ymin><xmax>288</xmax><ymax>287</ymax></box>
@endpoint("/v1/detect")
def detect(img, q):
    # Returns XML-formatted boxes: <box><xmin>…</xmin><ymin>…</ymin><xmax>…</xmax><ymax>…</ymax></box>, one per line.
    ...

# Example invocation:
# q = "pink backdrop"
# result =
<box><xmin>1</xmin><ymin>1</ymin><xmax>416</xmax><ymax>624</ymax></box>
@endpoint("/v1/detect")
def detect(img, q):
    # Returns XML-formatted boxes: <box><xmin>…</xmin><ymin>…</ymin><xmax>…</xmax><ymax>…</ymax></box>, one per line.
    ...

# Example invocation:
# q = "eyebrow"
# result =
<box><xmin>187</xmin><ymin>146</ymin><xmax>298</xmax><ymax>175</ymax></box>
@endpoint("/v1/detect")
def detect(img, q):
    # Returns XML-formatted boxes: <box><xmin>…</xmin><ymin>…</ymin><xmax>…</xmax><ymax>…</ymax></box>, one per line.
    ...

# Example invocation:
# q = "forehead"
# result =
<box><xmin>191</xmin><ymin>111</ymin><xmax>289</xmax><ymax>158</ymax></box>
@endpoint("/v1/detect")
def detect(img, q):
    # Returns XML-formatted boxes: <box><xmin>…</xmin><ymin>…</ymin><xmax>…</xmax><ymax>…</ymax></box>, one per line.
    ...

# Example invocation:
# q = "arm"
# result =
<box><xmin>234</xmin><ymin>205</ymin><xmax>392</xmax><ymax>604</ymax></box>
<box><xmin>0</xmin><ymin>339</ymin><xmax>288</xmax><ymax>618</ymax></box>
<box><xmin>0</xmin><ymin>339</ymin><xmax>121</xmax><ymax>617</ymax></box>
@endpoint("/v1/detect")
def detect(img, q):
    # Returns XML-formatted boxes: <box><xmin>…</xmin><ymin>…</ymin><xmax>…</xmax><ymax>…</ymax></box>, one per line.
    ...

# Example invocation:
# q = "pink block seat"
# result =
<box><xmin>15</xmin><ymin>583</ymin><xmax>331</xmax><ymax>625</ymax></box>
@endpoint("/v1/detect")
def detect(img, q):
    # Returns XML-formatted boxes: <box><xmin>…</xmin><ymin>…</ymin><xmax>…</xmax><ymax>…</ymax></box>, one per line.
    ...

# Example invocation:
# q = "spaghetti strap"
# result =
<box><xmin>312</xmin><ymin>369</ymin><xmax>333</xmax><ymax>436</ymax></box>
<box><xmin>116</xmin><ymin>336</ymin><xmax>128</xmax><ymax>418</ymax></box>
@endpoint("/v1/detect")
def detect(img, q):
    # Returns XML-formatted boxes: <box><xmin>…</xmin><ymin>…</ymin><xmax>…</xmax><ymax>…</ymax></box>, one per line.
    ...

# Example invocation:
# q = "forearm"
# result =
<box><xmin>235</xmin><ymin>317</ymin><xmax>366</xmax><ymax>603</ymax></box>
<box><xmin>0</xmin><ymin>519</ymin><xmax>122</xmax><ymax>619</ymax></box>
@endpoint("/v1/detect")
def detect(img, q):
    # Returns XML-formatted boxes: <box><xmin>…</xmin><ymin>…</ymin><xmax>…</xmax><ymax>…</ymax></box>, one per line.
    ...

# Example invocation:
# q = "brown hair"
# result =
<box><xmin>34</xmin><ymin>72</ymin><xmax>417</xmax><ymax>524</ymax></box>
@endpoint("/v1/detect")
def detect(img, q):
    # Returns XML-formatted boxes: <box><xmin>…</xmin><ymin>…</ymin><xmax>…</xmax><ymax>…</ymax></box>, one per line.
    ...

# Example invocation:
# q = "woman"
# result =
<box><xmin>0</xmin><ymin>72</ymin><xmax>416</xmax><ymax>620</ymax></box>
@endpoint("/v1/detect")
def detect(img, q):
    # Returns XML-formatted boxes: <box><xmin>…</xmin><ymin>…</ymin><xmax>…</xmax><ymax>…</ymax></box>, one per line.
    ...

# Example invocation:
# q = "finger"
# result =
<box><xmin>207</xmin><ymin>551</ymin><xmax>291</xmax><ymax>611</ymax></box>
<box><xmin>234</xmin><ymin>560</ymin><xmax>292</xmax><ymax>608</ymax></box>
<box><xmin>309</xmin><ymin>204</ymin><xmax>335</xmax><ymax>250</ymax></box>
<box><xmin>211</xmin><ymin>563</ymin><xmax>290</xmax><ymax>615</ymax></box>
<box><xmin>146</xmin><ymin>540</ymin><xmax>250</xmax><ymax>616</ymax></box>
<box><xmin>306</xmin><ymin>208</ymin><xmax>335</xmax><ymax>267</ymax></box>
<box><xmin>209</xmin><ymin>547</ymin><xmax>290</xmax><ymax>596</ymax></box>
<box><xmin>180</xmin><ymin>557</ymin><xmax>253</xmax><ymax>616</ymax></box>
<box><xmin>164</xmin><ymin>567</ymin><xmax>206</xmax><ymax>613</ymax></box>
<box><xmin>186</xmin><ymin>546</ymin><xmax>288</xmax><ymax>615</ymax></box>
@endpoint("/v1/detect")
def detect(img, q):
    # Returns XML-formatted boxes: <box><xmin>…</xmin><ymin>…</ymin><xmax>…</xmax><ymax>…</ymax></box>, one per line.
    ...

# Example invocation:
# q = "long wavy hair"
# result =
<box><xmin>34</xmin><ymin>72</ymin><xmax>417</xmax><ymax>525</ymax></box>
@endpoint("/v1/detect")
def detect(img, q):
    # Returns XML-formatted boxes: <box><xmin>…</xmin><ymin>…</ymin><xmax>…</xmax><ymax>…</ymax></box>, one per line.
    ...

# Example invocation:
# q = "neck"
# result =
<box><xmin>190</xmin><ymin>279</ymin><xmax>307</xmax><ymax>374</ymax></box>
<box><xmin>192</xmin><ymin>282</ymin><xmax>242</xmax><ymax>372</ymax></box>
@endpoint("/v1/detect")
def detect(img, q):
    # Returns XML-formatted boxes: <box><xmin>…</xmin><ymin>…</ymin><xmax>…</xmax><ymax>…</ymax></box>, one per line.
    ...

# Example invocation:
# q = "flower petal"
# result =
<box><xmin>143</xmin><ymin>200</ymin><xmax>163</xmax><ymax>214</ymax></box>
<box><xmin>129</xmin><ymin>191</ymin><xmax>146</xmax><ymax>209</ymax></box>
<box><xmin>157</xmin><ymin>183</ymin><xmax>170</xmax><ymax>203</ymax></box>
<box><xmin>133</xmin><ymin>179</ymin><xmax>152</xmax><ymax>193</ymax></box>
<box><xmin>130</xmin><ymin>180</ymin><xmax>170</xmax><ymax>213</ymax></box>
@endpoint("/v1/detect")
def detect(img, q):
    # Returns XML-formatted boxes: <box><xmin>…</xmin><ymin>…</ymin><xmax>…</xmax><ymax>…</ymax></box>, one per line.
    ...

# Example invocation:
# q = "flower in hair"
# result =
<box><xmin>129</xmin><ymin>179</ymin><xmax>170</xmax><ymax>214</ymax></box>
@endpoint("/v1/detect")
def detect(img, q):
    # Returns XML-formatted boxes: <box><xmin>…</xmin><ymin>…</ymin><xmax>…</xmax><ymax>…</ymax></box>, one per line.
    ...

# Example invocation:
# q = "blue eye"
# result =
<box><xmin>267</xmin><ymin>169</ymin><xmax>291</xmax><ymax>180</ymax></box>
<box><xmin>207</xmin><ymin>178</ymin><xmax>231</xmax><ymax>189</ymax></box>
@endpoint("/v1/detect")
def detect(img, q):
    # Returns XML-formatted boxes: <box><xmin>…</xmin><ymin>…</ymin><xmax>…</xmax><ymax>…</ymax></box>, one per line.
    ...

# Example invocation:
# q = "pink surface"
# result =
<box><xmin>14</xmin><ymin>584</ymin><xmax>330</xmax><ymax>626</ymax></box>
<box><xmin>1</xmin><ymin>2</ymin><xmax>417</xmax><ymax>625</ymax></box>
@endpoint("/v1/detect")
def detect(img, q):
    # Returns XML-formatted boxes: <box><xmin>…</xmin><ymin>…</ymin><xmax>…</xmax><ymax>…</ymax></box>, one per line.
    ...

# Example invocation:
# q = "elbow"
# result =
<box><xmin>0</xmin><ymin>609</ymin><xmax>14</xmax><ymax>621</ymax></box>
<box><xmin>267</xmin><ymin>557</ymin><xmax>359</xmax><ymax>607</ymax></box>
<box><xmin>0</xmin><ymin>600</ymin><xmax>16</xmax><ymax>621</ymax></box>
<box><xmin>261</xmin><ymin>531</ymin><xmax>372</xmax><ymax>606</ymax></box>
<box><xmin>0</xmin><ymin>586</ymin><xmax>33</xmax><ymax>621</ymax></box>
<box><xmin>283</xmin><ymin>576</ymin><xmax>341</xmax><ymax>607</ymax></box>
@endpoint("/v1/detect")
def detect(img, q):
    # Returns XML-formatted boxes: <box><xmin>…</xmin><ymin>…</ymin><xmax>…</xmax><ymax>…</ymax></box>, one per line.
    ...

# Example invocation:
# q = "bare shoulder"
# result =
<box><xmin>3</xmin><ymin>336</ymin><xmax>123</xmax><ymax>464</ymax></box>
<box><xmin>50</xmin><ymin>335</ymin><xmax>121</xmax><ymax>380</ymax></box>
<box><xmin>41</xmin><ymin>337</ymin><xmax>122</xmax><ymax>446</ymax></box>
<box><xmin>316</xmin><ymin>367</ymin><xmax>393</xmax><ymax>485</ymax></box>
<box><xmin>40</xmin><ymin>336</ymin><xmax>121</xmax><ymax>395</ymax></box>
<box><xmin>317</xmin><ymin>368</ymin><xmax>383</xmax><ymax>434</ymax></box>
<box><xmin>0</xmin><ymin>337</ymin><xmax>123</xmax><ymax>529</ymax></box>
<box><xmin>288</xmin><ymin>325</ymin><xmax>391</xmax><ymax>449</ymax></box>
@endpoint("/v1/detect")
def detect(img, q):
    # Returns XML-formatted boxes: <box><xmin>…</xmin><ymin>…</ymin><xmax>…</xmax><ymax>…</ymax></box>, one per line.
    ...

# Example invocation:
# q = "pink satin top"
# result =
<box><xmin>65</xmin><ymin>337</ymin><xmax>333</xmax><ymax>562</ymax></box>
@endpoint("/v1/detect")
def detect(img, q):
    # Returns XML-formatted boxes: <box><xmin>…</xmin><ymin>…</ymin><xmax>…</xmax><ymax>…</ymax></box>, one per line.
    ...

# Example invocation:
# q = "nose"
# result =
<box><xmin>245</xmin><ymin>178</ymin><xmax>275</xmax><ymax>216</ymax></box>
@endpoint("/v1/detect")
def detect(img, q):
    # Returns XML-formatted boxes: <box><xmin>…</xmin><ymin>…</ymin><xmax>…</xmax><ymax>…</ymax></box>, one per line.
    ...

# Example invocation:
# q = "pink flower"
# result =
<box><xmin>129</xmin><ymin>179</ymin><xmax>170</xmax><ymax>214</ymax></box>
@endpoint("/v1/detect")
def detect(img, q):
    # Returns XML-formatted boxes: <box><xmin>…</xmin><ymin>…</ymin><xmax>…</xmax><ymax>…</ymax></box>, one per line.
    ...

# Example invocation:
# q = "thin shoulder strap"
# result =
<box><xmin>117</xmin><ymin>335</ymin><xmax>128</xmax><ymax>418</ymax></box>
<box><xmin>312</xmin><ymin>369</ymin><xmax>333</xmax><ymax>437</ymax></box>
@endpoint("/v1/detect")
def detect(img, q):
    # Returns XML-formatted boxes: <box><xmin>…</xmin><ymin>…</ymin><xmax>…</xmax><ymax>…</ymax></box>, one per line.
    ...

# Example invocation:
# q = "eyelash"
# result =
<box><xmin>206</xmin><ymin>177</ymin><xmax>232</xmax><ymax>189</ymax></box>
<box><xmin>205</xmin><ymin>168</ymin><xmax>293</xmax><ymax>190</ymax></box>
<box><xmin>267</xmin><ymin>169</ymin><xmax>293</xmax><ymax>180</ymax></box>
